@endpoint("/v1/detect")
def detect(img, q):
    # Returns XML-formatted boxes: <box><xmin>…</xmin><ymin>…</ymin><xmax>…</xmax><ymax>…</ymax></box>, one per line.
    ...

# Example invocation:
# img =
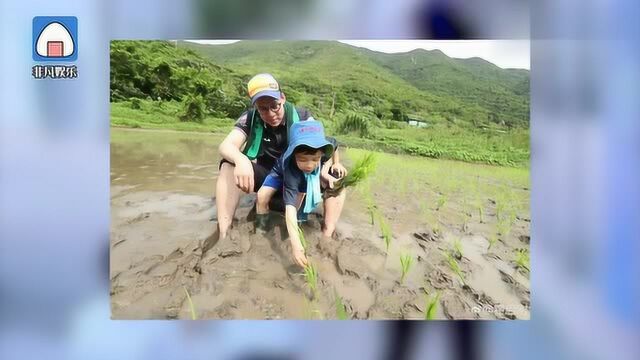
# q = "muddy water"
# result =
<box><xmin>111</xmin><ymin>128</ymin><xmax>530</xmax><ymax>319</ymax></box>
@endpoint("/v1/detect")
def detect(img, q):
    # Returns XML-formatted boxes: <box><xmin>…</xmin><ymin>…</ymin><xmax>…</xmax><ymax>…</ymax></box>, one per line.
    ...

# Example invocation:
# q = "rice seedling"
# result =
<box><xmin>514</xmin><ymin>248</ymin><xmax>530</xmax><ymax>273</ymax></box>
<box><xmin>462</xmin><ymin>207</ymin><xmax>473</xmax><ymax>233</ymax></box>
<box><xmin>424</xmin><ymin>291</ymin><xmax>441</xmax><ymax>320</ymax></box>
<box><xmin>379</xmin><ymin>217</ymin><xmax>392</xmax><ymax>253</ymax></box>
<box><xmin>431</xmin><ymin>213</ymin><xmax>441</xmax><ymax>235</ymax></box>
<box><xmin>304</xmin><ymin>299</ymin><xmax>324</xmax><ymax>320</ymax></box>
<box><xmin>452</xmin><ymin>238</ymin><xmax>463</xmax><ymax>260</ymax></box>
<box><xmin>399</xmin><ymin>253</ymin><xmax>413</xmax><ymax>284</ymax></box>
<box><xmin>488</xmin><ymin>231</ymin><xmax>498</xmax><ymax>250</ymax></box>
<box><xmin>334</xmin><ymin>289</ymin><xmax>349</xmax><ymax>320</ymax></box>
<box><xmin>366</xmin><ymin>193</ymin><xmax>378</xmax><ymax>226</ymax></box>
<box><xmin>304</xmin><ymin>262</ymin><xmax>319</xmax><ymax>299</ymax></box>
<box><xmin>495</xmin><ymin>199</ymin><xmax>505</xmax><ymax>221</ymax></box>
<box><xmin>183</xmin><ymin>286</ymin><xmax>197</xmax><ymax>320</ymax></box>
<box><xmin>444</xmin><ymin>251</ymin><xmax>465</xmax><ymax>285</ymax></box>
<box><xmin>477</xmin><ymin>202</ymin><xmax>485</xmax><ymax>223</ymax></box>
<box><xmin>326</xmin><ymin>152</ymin><xmax>377</xmax><ymax>196</ymax></box>
<box><xmin>507</xmin><ymin>208</ymin><xmax>518</xmax><ymax>227</ymax></box>
<box><xmin>436</xmin><ymin>193</ymin><xmax>448</xmax><ymax>211</ymax></box>
<box><xmin>496</xmin><ymin>219</ymin><xmax>511</xmax><ymax>241</ymax></box>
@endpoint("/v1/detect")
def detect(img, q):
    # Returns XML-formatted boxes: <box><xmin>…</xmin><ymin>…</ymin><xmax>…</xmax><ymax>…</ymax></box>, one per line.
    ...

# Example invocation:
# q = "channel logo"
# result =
<box><xmin>32</xmin><ymin>16</ymin><xmax>78</xmax><ymax>79</ymax></box>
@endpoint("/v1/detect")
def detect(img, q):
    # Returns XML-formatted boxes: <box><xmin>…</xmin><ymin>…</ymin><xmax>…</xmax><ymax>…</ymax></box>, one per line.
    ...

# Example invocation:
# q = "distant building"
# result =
<box><xmin>405</xmin><ymin>114</ymin><xmax>429</xmax><ymax>128</ymax></box>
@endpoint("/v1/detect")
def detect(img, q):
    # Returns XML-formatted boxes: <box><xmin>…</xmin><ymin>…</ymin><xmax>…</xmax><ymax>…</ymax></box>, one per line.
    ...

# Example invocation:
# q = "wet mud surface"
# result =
<box><xmin>111</xmin><ymin>129</ymin><xmax>530</xmax><ymax>319</ymax></box>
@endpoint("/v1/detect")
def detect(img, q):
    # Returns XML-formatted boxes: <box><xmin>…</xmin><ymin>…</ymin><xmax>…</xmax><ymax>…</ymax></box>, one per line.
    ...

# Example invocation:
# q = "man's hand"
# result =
<box><xmin>331</xmin><ymin>163</ymin><xmax>348</xmax><ymax>178</ymax></box>
<box><xmin>322</xmin><ymin>173</ymin><xmax>339</xmax><ymax>189</ymax></box>
<box><xmin>234</xmin><ymin>157</ymin><xmax>255</xmax><ymax>193</ymax></box>
<box><xmin>291</xmin><ymin>243</ymin><xmax>308</xmax><ymax>267</ymax></box>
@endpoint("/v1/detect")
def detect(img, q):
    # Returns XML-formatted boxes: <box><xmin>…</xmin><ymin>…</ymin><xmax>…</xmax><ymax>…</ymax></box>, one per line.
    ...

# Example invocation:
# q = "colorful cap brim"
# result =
<box><xmin>251</xmin><ymin>90</ymin><xmax>281</xmax><ymax>104</ymax></box>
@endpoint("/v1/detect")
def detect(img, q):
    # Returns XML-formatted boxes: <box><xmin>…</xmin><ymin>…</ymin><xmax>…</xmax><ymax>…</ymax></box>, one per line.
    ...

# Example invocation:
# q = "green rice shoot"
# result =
<box><xmin>424</xmin><ymin>291</ymin><xmax>441</xmax><ymax>320</ymax></box>
<box><xmin>399</xmin><ymin>253</ymin><xmax>413</xmax><ymax>284</ymax></box>
<box><xmin>304</xmin><ymin>262</ymin><xmax>319</xmax><ymax>299</ymax></box>
<box><xmin>514</xmin><ymin>248</ymin><xmax>530</xmax><ymax>272</ymax></box>
<box><xmin>444</xmin><ymin>251</ymin><xmax>465</xmax><ymax>285</ymax></box>
<box><xmin>334</xmin><ymin>289</ymin><xmax>349</xmax><ymax>320</ymax></box>
<box><xmin>297</xmin><ymin>225</ymin><xmax>308</xmax><ymax>252</ymax></box>
<box><xmin>452</xmin><ymin>238</ymin><xmax>463</xmax><ymax>259</ymax></box>
<box><xmin>380</xmin><ymin>217</ymin><xmax>392</xmax><ymax>252</ymax></box>
<box><xmin>183</xmin><ymin>286</ymin><xmax>197</xmax><ymax>320</ymax></box>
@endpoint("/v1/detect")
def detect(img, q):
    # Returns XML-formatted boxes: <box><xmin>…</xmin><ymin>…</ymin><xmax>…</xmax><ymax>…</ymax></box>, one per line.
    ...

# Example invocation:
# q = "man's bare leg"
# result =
<box><xmin>216</xmin><ymin>162</ymin><xmax>244</xmax><ymax>238</ymax></box>
<box><xmin>322</xmin><ymin>189</ymin><xmax>347</xmax><ymax>237</ymax></box>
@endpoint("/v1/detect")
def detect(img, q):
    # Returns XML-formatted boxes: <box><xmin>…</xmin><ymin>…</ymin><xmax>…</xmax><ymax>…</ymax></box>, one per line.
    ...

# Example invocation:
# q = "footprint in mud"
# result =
<box><xmin>316</xmin><ymin>235</ymin><xmax>342</xmax><ymax>261</ymax></box>
<box><xmin>413</xmin><ymin>229</ymin><xmax>441</xmax><ymax>244</ymax></box>
<box><xmin>213</xmin><ymin>228</ymin><xmax>244</xmax><ymax>258</ymax></box>
<box><xmin>427</xmin><ymin>268</ymin><xmax>455</xmax><ymax>290</ymax></box>
<box><xmin>335</xmin><ymin>237</ymin><xmax>386</xmax><ymax>283</ymax></box>
<box><xmin>112</xmin><ymin>235</ymin><xmax>127</xmax><ymax>248</ymax></box>
<box><xmin>441</xmin><ymin>293</ymin><xmax>478</xmax><ymax>320</ymax></box>
<box><xmin>126</xmin><ymin>212</ymin><xmax>150</xmax><ymax>224</ymax></box>
<box><xmin>499</xmin><ymin>270</ymin><xmax>530</xmax><ymax>303</ymax></box>
<box><xmin>368</xmin><ymin>285</ymin><xmax>419</xmax><ymax>319</ymax></box>
<box><xmin>461</xmin><ymin>285</ymin><xmax>520</xmax><ymax>320</ymax></box>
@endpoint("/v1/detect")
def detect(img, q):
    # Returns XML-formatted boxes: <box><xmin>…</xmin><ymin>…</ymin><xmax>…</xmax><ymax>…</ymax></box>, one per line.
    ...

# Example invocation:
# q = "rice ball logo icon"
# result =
<box><xmin>32</xmin><ymin>17</ymin><xmax>77</xmax><ymax>61</ymax></box>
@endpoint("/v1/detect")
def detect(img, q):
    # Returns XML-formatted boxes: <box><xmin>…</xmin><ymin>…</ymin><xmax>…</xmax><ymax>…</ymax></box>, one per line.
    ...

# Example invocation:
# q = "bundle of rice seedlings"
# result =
<box><xmin>325</xmin><ymin>152</ymin><xmax>377</xmax><ymax>197</ymax></box>
<box><xmin>297</xmin><ymin>225</ymin><xmax>308</xmax><ymax>252</ymax></box>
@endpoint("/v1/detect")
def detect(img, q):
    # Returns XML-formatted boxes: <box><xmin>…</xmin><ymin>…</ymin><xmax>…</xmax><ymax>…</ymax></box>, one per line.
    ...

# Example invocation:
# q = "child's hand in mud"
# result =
<box><xmin>291</xmin><ymin>243</ymin><xmax>308</xmax><ymax>267</ymax></box>
<box><xmin>330</xmin><ymin>163</ymin><xmax>348</xmax><ymax>179</ymax></box>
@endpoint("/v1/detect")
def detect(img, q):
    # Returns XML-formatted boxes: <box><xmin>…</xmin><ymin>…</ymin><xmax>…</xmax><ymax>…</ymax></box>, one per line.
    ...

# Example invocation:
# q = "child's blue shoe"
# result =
<box><xmin>297</xmin><ymin>211</ymin><xmax>309</xmax><ymax>223</ymax></box>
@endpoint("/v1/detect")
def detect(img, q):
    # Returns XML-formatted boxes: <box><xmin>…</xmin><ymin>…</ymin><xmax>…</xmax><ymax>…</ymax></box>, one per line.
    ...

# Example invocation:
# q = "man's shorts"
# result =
<box><xmin>219</xmin><ymin>158</ymin><xmax>272</xmax><ymax>193</ymax></box>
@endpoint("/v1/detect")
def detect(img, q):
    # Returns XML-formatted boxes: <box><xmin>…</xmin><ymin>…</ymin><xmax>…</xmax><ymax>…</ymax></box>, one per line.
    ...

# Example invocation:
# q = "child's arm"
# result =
<box><xmin>285</xmin><ymin>204</ymin><xmax>308</xmax><ymax>267</ymax></box>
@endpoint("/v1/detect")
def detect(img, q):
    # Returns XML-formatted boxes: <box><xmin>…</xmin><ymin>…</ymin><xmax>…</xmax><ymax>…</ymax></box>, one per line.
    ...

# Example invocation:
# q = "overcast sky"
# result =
<box><xmin>186</xmin><ymin>40</ymin><xmax>530</xmax><ymax>70</ymax></box>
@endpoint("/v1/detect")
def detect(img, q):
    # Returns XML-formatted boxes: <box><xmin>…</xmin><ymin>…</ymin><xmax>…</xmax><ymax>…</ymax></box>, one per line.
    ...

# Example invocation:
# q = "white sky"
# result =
<box><xmin>186</xmin><ymin>40</ymin><xmax>530</xmax><ymax>70</ymax></box>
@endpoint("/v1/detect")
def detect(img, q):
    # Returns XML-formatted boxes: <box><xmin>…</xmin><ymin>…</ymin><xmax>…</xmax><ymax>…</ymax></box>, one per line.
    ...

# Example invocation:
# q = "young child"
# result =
<box><xmin>255</xmin><ymin>120</ymin><xmax>347</xmax><ymax>267</ymax></box>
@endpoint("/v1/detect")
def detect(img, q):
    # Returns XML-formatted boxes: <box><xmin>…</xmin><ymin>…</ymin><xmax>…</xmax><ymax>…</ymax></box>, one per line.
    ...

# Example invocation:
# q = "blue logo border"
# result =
<box><xmin>32</xmin><ymin>16</ymin><xmax>78</xmax><ymax>62</ymax></box>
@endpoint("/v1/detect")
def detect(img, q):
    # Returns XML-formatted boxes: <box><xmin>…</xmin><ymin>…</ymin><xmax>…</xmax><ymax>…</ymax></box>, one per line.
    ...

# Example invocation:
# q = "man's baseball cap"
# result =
<box><xmin>247</xmin><ymin>73</ymin><xmax>281</xmax><ymax>104</ymax></box>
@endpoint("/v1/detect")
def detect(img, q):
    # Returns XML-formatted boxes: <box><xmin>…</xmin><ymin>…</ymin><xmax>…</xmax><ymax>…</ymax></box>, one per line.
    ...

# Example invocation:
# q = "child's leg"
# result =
<box><xmin>257</xmin><ymin>172</ymin><xmax>282</xmax><ymax>215</ymax></box>
<box><xmin>256</xmin><ymin>186</ymin><xmax>278</xmax><ymax>214</ymax></box>
<box><xmin>322</xmin><ymin>189</ymin><xmax>347</xmax><ymax>237</ymax></box>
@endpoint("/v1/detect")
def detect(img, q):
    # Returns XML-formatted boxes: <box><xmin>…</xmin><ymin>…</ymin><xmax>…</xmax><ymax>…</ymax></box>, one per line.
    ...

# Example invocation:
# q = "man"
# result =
<box><xmin>214</xmin><ymin>73</ymin><xmax>313</xmax><ymax>240</ymax></box>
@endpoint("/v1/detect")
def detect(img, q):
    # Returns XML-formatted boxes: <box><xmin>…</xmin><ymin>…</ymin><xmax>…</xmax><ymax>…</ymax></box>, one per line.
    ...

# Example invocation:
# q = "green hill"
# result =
<box><xmin>360</xmin><ymin>48</ymin><xmax>529</xmax><ymax>127</ymax></box>
<box><xmin>110</xmin><ymin>40</ymin><xmax>530</xmax><ymax>167</ymax></box>
<box><xmin>181</xmin><ymin>40</ymin><xmax>529</xmax><ymax>129</ymax></box>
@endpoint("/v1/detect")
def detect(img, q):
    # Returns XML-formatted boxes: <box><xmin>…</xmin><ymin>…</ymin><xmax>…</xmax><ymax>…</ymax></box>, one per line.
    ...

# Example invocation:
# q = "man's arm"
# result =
<box><xmin>328</xmin><ymin>149</ymin><xmax>348</xmax><ymax>179</ymax></box>
<box><xmin>218</xmin><ymin>128</ymin><xmax>247</xmax><ymax>164</ymax></box>
<box><xmin>218</xmin><ymin>128</ymin><xmax>255</xmax><ymax>193</ymax></box>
